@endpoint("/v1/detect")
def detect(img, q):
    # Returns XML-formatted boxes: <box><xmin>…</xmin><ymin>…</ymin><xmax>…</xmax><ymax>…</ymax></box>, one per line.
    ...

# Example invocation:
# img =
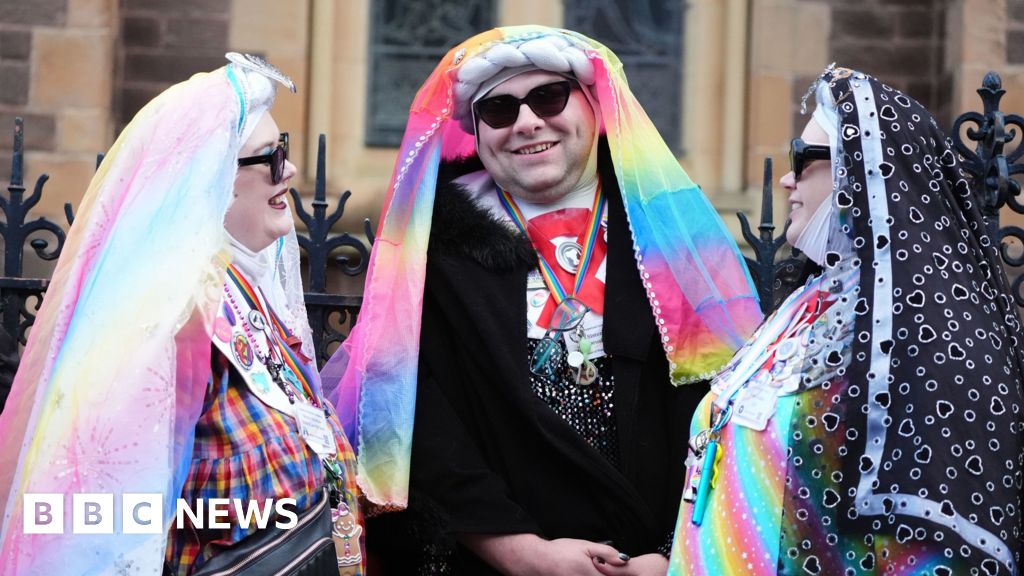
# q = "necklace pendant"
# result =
<box><xmin>266</xmin><ymin>360</ymin><xmax>287</xmax><ymax>389</ymax></box>
<box><xmin>555</xmin><ymin>240</ymin><xmax>583</xmax><ymax>274</ymax></box>
<box><xmin>576</xmin><ymin>360</ymin><xmax>598</xmax><ymax>386</ymax></box>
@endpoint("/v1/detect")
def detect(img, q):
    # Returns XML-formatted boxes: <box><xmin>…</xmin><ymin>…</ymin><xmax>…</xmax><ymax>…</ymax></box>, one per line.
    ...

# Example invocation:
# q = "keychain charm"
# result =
<box><xmin>690</xmin><ymin>434</ymin><xmax>721</xmax><ymax>526</ymax></box>
<box><xmin>575</xmin><ymin>338</ymin><xmax>598</xmax><ymax>385</ymax></box>
<box><xmin>689</xmin><ymin>406</ymin><xmax>730</xmax><ymax>526</ymax></box>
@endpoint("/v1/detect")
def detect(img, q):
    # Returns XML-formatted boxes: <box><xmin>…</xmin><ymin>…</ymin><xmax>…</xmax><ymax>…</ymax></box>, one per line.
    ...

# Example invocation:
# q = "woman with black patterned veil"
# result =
<box><xmin>669</xmin><ymin>65</ymin><xmax>1024</xmax><ymax>575</ymax></box>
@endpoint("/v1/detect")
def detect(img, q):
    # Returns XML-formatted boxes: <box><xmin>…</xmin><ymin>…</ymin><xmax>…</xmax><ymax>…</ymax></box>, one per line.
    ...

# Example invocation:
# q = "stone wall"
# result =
<box><xmin>0</xmin><ymin>0</ymin><xmax>116</xmax><ymax>221</ymax></box>
<box><xmin>116</xmin><ymin>0</ymin><xmax>230</xmax><ymax>131</ymax></box>
<box><xmin>822</xmin><ymin>0</ymin><xmax>952</xmax><ymax>126</ymax></box>
<box><xmin>0</xmin><ymin>0</ymin><xmax>1018</xmax><ymax>234</ymax></box>
<box><xmin>0</xmin><ymin>0</ymin><xmax>67</xmax><ymax>163</ymax></box>
<box><xmin>1010</xmin><ymin>0</ymin><xmax>1024</xmax><ymax>65</ymax></box>
<box><xmin>746</xmin><ymin>0</ymin><xmax>953</xmax><ymax>198</ymax></box>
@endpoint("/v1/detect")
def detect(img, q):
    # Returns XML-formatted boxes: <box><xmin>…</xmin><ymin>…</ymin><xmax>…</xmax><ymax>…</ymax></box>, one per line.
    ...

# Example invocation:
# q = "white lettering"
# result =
<box><xmin>207</xmin><ymin>498</ymin><xmax>231</xmax><ymax>529</ymax></box>
<box><xmin>23</xmin><ymin>494</ymin><xmax>62</xmax><ymax>534</ymax></box>
<box><xmin>176</xmin><ymin>498</ymin><xmax>203</xmax><ymax>530</ymax></box>
<box><xmin>233</xmin><ymin>499</ymin><xmax>274</xmax><ymax>530</ymax></box>
<box><xmin>274</xmin><ymin>499</ymin><xmax>298</xmax><ymax>529</ymax></box>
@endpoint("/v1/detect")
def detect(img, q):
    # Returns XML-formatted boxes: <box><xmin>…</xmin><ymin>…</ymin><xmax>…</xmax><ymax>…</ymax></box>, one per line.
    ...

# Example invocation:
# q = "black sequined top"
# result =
<box><xmin>526</xmin><ymin>338</ymin><xmax>620</xmax><ymax>468</ymax></box>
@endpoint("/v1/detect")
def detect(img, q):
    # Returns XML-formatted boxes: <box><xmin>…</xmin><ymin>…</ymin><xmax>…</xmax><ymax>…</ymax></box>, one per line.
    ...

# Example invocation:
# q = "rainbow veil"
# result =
<box><xmin>323</xmin><ymin>26</ymin><xmax>763</xmax><ymax>510</ymax></box>
<box><xmin>0</xmin><ymin>58</ymin><xmax>288</xmax><ymax>574</ymax></box>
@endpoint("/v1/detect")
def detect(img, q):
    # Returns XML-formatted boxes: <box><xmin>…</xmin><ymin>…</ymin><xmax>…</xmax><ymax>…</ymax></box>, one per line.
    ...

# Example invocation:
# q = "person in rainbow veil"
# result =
<box><xmin>0</xmin><ymin>54</ymin><xmax>364</xmax><ymax>575</ymax></box>
<box><xmin>669</xmin><ymin>65</ymin><xmax>1024</xmax><ymax>575</ymax></box>
<box><xmin>320</xmin><ymin>26</ymin><xmax>761</xmax><ymax>574</ymax></box>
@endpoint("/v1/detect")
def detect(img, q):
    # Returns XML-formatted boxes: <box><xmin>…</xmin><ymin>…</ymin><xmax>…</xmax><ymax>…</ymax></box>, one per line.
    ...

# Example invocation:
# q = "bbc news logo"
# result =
<box><xmin>23</xmin><ymin>494</ymin><xmax>298</xmax><ymax>534</ymax></box>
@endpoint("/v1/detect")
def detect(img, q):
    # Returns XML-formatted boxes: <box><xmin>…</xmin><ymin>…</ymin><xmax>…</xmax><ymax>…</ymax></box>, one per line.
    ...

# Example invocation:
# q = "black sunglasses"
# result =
<box><xmin>474</xmin><ymin>80</ymin><xmax>574</xmax><ymax>129</ymax></box>
<box><xmin>790</xmin><ymin>138</ymin><xmax>830</xmax><ymax>181</ymax></box>
<box><xmin>238</xmin><ymin>132</ymin><xmax>289</xmax><ymax>185</ymax></box>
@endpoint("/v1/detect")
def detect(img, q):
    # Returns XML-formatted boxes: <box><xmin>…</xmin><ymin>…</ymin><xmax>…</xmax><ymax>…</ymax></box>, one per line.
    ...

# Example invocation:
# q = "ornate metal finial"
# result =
<box><xmin>11</xmin><ymin>117</ymin><xmax>23</xmax><ymax>188</ymax></box>
<box><xmin>950</xmin><ymin>71</ymin><xmax>1024</xmax><ymax>305</ymax></box>
<box><xmin>982</xmin><ymin>71</ymin><xmax>1003</xmax><ymax>93</ymax></box>
<box><xmin>290</xmin><ymin>134</ymin><xmax>374</xmax><ymax>365</ymax></box>
<box><xmin>736</xmin><ymin>158</ymin><xmax>805</xmax><ymax>314</ymax></box>
<box><xmin>978</xmin><ymin>71</ymin><xmax>1006</xmax><ymax>118</ymax></box>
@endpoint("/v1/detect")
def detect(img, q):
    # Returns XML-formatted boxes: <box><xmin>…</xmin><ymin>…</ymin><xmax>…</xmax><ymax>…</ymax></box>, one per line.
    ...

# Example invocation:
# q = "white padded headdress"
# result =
<box><xmin>453</xmin><ymin>34</ymin><xmax>596</xmax><ymax>134</ymax></box>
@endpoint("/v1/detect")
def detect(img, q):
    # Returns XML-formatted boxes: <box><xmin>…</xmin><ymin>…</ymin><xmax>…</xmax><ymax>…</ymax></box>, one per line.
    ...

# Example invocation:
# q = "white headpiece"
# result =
<box><xmin>452</xmin><ymin>34</ymin><xmax>597</xmax><ymax>134</ymax></box>
<box><xmin>225</xmin><ymin>52</ymin><xmax>296</xmax><ymax>143</ymax></box>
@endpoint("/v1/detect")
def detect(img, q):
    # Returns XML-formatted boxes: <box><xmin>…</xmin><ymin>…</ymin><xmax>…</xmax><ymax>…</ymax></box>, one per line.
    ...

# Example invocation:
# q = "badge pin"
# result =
<box><xmin>769</xmin><ymin>361</ymin><xmax>793</xmax><ymax>387</ymax></box>
<box><xmin>248</xmin><ymin>310</ymin><xmax>267</xmax><ymax>331</ymax></box>
<box><xmin>232</xmin><ymin>333</ymin><xmax>254</xmax><ymax>369</ymax></box>
<box><xmin>775</xmin><ymin>337</ymin><xmax>799</xmax><ymax>361</ymax></box>
<box><xmin>214</xmin><ymin>317</ymin><xmax>232</xmax><ymax>343</ymax></box>
<box><xmin>555</xmin><ymin>240</ymin><xmax>583</xmax><ymax>274</ymax></box>
<box><xmin>251</xmin><ymin>371</ymin><xmax>273</xmax><ymax>394</ymax></box>
<box><xmin>577</xmin><ymin>361</ymin><xmax>598</xmax><ymax>385</ymax></box>
<box><xmin>529</xmin><ymin>290</ymin><xmax>548</xmax><ymax>308</ymax></box>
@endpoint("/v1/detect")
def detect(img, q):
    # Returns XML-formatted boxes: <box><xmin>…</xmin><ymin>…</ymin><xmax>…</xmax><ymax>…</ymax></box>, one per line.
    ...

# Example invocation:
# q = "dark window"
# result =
<box><xmin>565</xmin><ymin>0</ymin><xmax>685</xmax><ymax>153</ymax></box>
<box><xmin>366</xmin><ymin>0</ymin><xmax>496</xmax><ymax>147</ymax></box>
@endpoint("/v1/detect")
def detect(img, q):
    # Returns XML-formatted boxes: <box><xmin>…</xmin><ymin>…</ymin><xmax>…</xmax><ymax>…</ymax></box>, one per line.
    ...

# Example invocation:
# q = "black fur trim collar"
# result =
<box><xmin>429</xmin><ymin>159</ymin><xmax>536</xmax><ymax>272</ymax></box>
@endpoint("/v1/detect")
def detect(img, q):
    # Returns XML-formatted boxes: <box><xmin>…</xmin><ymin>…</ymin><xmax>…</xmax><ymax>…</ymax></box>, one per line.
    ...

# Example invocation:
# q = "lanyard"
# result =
<box><xmin>497</xmin><ymin>184</ymin><xmax>605</xmax><ymax>305</ymax></box>
<box><xmin>226</xmin><ymin>264</ymin><xmax>319</xmax><ymax>405</ymax></box>
<box><xmin>711</xmin><ymin>275</ymin><xmax>832</xmax><ymax>412</ymax></box>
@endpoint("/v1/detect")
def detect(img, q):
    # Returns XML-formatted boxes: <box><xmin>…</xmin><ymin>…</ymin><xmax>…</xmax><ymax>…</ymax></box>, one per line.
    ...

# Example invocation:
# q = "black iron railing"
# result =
<box><xmin>952</xmin><ymin>72</ymin><xmax>1024</xmax><ymax>304</ymax></box>
<box><xmin>291</xmin><ymin>134</ymin><xmax>375</xmax><ymax>365</ymax></box>
<box><xmin>736</xmin><ymin>157</ymin><xmax>806</xmax><ymax>313</ymax></box>
<box><xmin>0</xmin><ymin>118</ymin><xmax>74</xmax><ymax>348</ymax></box>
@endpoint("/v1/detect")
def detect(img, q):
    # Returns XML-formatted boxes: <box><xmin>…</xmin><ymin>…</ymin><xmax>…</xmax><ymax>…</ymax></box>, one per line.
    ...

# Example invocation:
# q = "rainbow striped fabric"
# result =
<box><xmin>225</xmin><ymin>263</ymin><xmax>319</xmax><ymax>402</ymax></box>
<box><xmin>669</xmin><ymin>270</ymin><xmax>967</xmax><ymax>575</ymax></box>
<box><xmin>670</xmin><ymin>394</ymin><xmax>794</xmax><ymax>575</ymax></box>
<box><xmin>323</xmin><ymin>25</ymin><xmax>762</xmax><ymax>510</ymax></box>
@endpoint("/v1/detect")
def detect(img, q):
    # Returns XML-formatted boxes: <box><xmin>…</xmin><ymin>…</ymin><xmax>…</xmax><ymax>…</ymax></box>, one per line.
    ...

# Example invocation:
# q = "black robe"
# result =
<box><xmin>369</xmin><ymin>155</ymin><xmax>707</xmax><ymax>574</ymax></box>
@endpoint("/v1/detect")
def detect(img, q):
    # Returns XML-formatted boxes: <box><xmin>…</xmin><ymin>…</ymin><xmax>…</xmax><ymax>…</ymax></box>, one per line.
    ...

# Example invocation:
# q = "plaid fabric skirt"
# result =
<box><xmin>165</xmin><ymin>350</ymin><xmax>362</xmax><ymax>576</ymax></box>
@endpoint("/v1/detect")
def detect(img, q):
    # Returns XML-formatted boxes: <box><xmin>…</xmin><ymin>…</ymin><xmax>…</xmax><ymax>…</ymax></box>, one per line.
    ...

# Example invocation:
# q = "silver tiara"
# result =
<box><xmin>800</xmin><ymin>63</ymin><xmax>835</xmax><ymax>115</ymax></box>
<box><xmin>225</xmin><ymin>52</ymin><xmax>296</xmax><ymax>93</ymax></box>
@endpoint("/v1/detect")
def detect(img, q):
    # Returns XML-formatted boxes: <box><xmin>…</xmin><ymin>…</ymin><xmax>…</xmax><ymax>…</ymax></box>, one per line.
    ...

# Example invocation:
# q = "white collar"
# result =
<box><xmin>227</xmin><ymin>232</ymin><xmax>272</xmax><ymax>284</ymax></box>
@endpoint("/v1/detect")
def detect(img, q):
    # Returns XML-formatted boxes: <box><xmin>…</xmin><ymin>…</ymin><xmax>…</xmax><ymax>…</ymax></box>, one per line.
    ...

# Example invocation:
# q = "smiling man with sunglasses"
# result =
<box><xmin>333</xmin><ymin>26</ymin><xmax>760</xmax><ymax>576</ymax></box>
<box><xmin>473</xmin><ymin>74</ymin><xmax>597</xmax><ymax>205</ymax></box>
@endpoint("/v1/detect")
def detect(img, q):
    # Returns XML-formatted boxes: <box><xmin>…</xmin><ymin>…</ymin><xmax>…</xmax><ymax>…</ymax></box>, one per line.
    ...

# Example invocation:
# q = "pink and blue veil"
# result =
<box><xmin>0</xmin><ymin>57</ymin><xmax>290</xmax><ymax>574</ymax></box>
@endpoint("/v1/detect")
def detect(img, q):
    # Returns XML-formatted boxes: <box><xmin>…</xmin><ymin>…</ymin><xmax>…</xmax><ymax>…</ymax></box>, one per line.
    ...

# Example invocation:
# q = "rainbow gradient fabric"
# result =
<box><xmin>323</xmin><ymin>25</ymin><xmax>762</xmax><ymax>510</ymax></box>
<box><xmin>670</xmin><ymin>394</ymin><xmax>793</xmax><ymax>575</ymax></box>
<box><xmin>0</xmin><ymin>69</ymin><xmax>241</xmax><ymax>575</ymax></box>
